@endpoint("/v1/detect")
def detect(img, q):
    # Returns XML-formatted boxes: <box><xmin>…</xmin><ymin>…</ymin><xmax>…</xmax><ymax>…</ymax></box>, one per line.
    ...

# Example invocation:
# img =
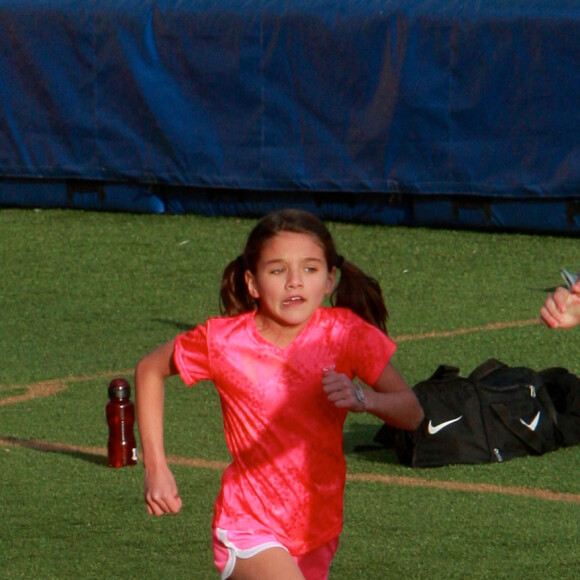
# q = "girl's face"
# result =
<box><xmin>245</xmin><ymin>231</ymin><xmax>336</xmax><ymax>335</ymax></box>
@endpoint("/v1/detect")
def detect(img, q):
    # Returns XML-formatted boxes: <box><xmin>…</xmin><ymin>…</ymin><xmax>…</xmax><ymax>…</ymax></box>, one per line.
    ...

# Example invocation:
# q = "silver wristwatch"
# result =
<box><xmin>355</xmin><ymin>384</ymin><xmax>366</xmax><ymax>411</ymax></box>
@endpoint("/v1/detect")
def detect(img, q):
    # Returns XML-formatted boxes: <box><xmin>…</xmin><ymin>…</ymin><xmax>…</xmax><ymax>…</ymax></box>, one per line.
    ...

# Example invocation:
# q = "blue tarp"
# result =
<box><xmin>0</xmin><ymin>1</ymin><xmax>579</xmax><ymax>228</ymax></box>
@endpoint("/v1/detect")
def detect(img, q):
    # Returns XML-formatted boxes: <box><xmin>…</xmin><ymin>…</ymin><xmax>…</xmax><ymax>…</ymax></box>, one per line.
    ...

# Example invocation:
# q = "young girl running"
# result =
<box><xmin>135</xmin><ymin>209</ymin><xmax>424</xmax><ymax>580</ymax></box>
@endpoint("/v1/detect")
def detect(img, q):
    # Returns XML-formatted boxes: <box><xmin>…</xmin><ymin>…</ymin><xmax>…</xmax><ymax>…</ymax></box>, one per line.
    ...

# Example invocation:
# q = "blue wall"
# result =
<box><xmin>1</xmin><ymin>1</ymin><xmax>579</xmax><ymax>232</ymax></box>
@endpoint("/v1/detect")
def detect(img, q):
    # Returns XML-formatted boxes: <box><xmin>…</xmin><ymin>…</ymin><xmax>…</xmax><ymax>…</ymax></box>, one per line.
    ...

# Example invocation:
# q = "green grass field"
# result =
<box><xmin>1</xmin><ymin>208</ymin><xmax>579</xmax><ymax>579</ymax></box>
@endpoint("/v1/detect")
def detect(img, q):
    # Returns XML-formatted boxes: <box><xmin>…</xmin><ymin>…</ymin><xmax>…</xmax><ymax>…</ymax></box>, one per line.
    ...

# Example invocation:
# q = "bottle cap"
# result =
<box><xmin>108</xmin><ymin>378</ymin><xmax>131</xmax><ymax>400</ymax></box>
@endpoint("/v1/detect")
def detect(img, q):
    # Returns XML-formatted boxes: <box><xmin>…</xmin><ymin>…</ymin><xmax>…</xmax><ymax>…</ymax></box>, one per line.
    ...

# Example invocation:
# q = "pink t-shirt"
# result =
<box><xmin>173</xmin><ymin>307</ymin><xmax>396</xmax><ymax>555</ymax></box>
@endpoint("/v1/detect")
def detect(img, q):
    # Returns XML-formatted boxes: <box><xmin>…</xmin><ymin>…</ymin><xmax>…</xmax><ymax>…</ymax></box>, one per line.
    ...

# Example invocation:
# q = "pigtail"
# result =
<box><xmin>219</xmin><ymin>256</ymin><xmax>255</xmax><ymax>316</ymax></box>
<box><xmin>331</xmin><ymin>258</ymin><xmax>389</xmax><ymax>334</ymax></box>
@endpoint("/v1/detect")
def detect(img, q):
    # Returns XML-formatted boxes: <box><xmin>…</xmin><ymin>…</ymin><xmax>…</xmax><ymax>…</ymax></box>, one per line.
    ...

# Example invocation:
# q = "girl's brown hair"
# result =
<box><xmin>219</xmin><ymin>209</ymin><xmax>388</xmax><ymax>333</ymax></box>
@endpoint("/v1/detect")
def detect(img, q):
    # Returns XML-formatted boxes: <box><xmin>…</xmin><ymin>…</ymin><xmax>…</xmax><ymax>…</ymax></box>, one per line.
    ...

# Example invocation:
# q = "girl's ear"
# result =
<box><xmin>325</xmin><ymin>267</ymin><xmax>337</xmax><ymax>295</ymax></box>
<box><xmin>245</xmin><ymin>270</ymin><xmax>260</xmax><ymax>299</ymax></box>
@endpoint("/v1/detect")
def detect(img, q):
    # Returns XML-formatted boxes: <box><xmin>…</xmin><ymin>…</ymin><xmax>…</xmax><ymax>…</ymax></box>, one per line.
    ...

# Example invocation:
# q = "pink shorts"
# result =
<box><xmin>213</xmin><ymin>528</ymin><xmax>339</xmax><ymax>580</ymax></box>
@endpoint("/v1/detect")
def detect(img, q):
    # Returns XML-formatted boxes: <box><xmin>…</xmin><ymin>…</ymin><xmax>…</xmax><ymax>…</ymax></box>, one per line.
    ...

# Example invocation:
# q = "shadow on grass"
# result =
<box><xmin>0</xmin><ymin>436</ymin><xmax>110</xmax><ymax>467</ymax></box>
<box><xmin>343</xmin><ymin>421</ymin><xmax>400</xmax><ymax>465</ymax></box>
<box><xmin>152</xmin><ymin>318</ymin><xmax>200</xmax><ymax>331</ymax></box>
<box><xmin>540</xmin><ymin>286</ymin><xmax>564</xmax><ymax>293</ymax></box>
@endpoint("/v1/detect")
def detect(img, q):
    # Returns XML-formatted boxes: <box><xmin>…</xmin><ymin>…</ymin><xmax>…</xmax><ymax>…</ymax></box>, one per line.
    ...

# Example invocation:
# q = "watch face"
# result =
<box><xmin>355</xmin><ymin>389</ymin><xmax>364</xmax><ymax>402</ymax></box>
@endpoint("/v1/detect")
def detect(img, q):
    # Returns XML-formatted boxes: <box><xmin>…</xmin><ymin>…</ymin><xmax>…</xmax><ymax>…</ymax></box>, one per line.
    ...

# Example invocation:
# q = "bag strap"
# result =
<box><xmin>428</xmin><ymin>365</ymin><xmax>462</xmax><ymax>381</ymax></box>
<box><xmin>468</xmin><ymin>358</ymin><xmax>507</xmax><ymax>382</ymax></box>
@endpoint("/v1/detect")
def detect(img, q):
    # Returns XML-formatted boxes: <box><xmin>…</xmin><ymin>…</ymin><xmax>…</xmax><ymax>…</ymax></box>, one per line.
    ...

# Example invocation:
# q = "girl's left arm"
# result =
<box><xmin>365</xmin><ymin>362</ymin><xmax>424</xmax><ymax>430</ymax></box>
<box><xmin>322</xmin><ymin>362</ymin><xmax>424</xmax><ymax>430</ymax></box>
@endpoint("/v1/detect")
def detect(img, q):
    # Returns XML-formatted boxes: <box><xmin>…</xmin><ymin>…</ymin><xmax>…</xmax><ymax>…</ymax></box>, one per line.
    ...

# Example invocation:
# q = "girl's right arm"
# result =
<box><xmin>134</xmin><ymin>339</ymin><xmax>183</xmax><ymax>516</ymax></box>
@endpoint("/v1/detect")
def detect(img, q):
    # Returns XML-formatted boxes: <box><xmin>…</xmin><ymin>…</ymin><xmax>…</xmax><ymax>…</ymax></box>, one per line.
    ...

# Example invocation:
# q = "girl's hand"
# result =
<box><xmin>322</xmin><ymin>368</ymin><xmax>365</xmax><ymax>413</ymax></box>
<box><xmin>541</xmin><ymin>286</ymin><xmax>580</xmax><ymax>329</ymax></box>
<box><xmin>144</xmin><ymin>464</ymin><xmax>183</xmax><ymax>516</ymax></box>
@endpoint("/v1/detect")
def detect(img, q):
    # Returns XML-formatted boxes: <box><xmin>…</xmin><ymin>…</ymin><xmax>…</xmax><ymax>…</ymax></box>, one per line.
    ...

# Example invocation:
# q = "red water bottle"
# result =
<box><xmin>106</xmin><ymin>378</ymin><xmax>138</xmax><ymax>467</ymax></box>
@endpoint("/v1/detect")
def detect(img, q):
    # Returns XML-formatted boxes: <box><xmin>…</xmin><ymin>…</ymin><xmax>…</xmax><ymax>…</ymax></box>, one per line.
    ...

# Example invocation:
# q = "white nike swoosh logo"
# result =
<box><xmin>427</xmin><ymin>415</ymin><xmax>463</xmax><ymax>435</ymax></box>
<box><xmin>520</xmin><ymin>411</ymin><xmax>540</xmax><ymax>431</ymax></box>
